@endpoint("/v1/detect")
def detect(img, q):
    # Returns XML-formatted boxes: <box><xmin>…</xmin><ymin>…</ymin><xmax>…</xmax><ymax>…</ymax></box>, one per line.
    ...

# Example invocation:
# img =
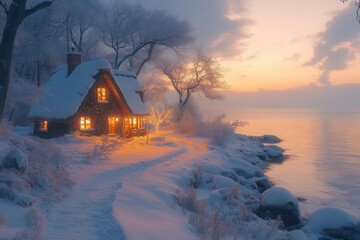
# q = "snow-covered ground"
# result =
<box><xmin>1</xmin><ymin>128</ymin><xmax>359</xmax><ymax>239</ymax></box>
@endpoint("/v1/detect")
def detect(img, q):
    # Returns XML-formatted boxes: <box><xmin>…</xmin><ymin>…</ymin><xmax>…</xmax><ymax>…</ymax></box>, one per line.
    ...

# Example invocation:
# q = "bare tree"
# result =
<box><xmin>161</xmin><ymin>50</ymin><xmax>227</xmax><ymax>117</ymax></box>
<box><xmin>99</xmin><ymin>2</ymin><xmax>192</xmax><ymax>76</ymax></box>
<box><xmin>142</xmin><ymin>75</ymin><xmax>172</xmax><ymax>133</ymax></box>
<box><xmin>0</xmin><ymin>0</ymin><xmax>53</xmax><ymax>123</ymax></box>
<box><xmin>99</xmin><ymin>2</ymin><xmax>143</xmax><ymax>69</ymax></box>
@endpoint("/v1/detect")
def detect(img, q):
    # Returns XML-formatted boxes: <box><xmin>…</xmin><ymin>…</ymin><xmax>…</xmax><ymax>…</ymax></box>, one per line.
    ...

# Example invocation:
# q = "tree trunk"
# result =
<box><xmin>0</xmin><ymin>0</ymin><xmax>52</xmax><ymax>123</ymax></box>
<box><xmin>0</xmin><ymin>1</ymin><xmax>26</xmax><ymax>123</ymax></box>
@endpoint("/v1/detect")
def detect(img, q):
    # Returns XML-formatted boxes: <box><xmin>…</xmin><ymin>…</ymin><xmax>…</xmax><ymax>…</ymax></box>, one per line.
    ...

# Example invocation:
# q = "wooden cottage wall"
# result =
<box><xmin>33</xmin><ymin>120</ymin><xmax>71</xmax><ymax>138</ymax></box>
<box><xmin>76</xmin><ymin>76</ymin><xmax>124</xmax><ymax>135</ymax></box>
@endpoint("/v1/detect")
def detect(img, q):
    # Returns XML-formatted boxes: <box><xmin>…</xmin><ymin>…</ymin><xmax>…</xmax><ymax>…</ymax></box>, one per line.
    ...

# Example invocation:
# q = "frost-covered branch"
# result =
<box><xmin>99</xmin><ymin>2</ymin><xmax>192</xmax><ymax>73</ymax></box>
<box><xmin>0</xmin><ymin>1</ymin><xmax>8</xmax><ymax>15</ymax></box>
<box><xmin>25</xmin><ymin>1</ymin><xmax>53</xmax><ymax>18</ymax></box>
<box><xmin>161</xmin><ymin>50</ymin><xmax>226</xmax><ymax>116</ymax></box>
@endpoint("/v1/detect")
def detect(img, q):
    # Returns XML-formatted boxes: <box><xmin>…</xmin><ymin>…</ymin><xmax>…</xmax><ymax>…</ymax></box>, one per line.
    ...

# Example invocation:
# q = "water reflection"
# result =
<box><xmin>226</xmin><ymin>108</ymin><xmax>360</xmax><ymax>216</ymax></box>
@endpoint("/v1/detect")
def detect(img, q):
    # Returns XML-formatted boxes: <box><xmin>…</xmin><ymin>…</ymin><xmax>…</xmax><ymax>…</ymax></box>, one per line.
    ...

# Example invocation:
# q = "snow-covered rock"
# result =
<box><xmin>302</xmin><ymin>207</ymin><xmax>359</xmax><ymax>239</ymax></box>
<box><xmin>250</xmin><ymin>135</ymin><xmax>282</xmax><ymax>144</ymax></box>
<box><xmin>220</xmin><ymin>170</ymin><xmax>238</xmax><ymax>182</ymax></box>
<box><xmin>288</xmin><ymin>230</ymin><xmax>308</xmax><ymax>240</ymax></box>
<box><xmin>249</xmin><ymin>176</ymin><xmax>272</xmax><ymax>193</ymax></box>
<box><xmin>259</xmin><ymin>187</ymin><xmax>301</xmax><ymax>228</ymax></box>
<box><xmin>231</xmin><ymin>159</ymin><xmax>264</xmax><ymax>179</ymax></box>
<box><xmin>264</xmin><ymin>145</ymin><xmax>285</xmax><ymax>161</ymax></box>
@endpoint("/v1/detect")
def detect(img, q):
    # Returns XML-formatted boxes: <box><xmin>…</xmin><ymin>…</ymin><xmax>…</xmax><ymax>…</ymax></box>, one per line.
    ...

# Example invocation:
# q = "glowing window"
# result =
<box><xmin>125</xmin><ymin>117</ymin><xmax>138</xmax><ymax>128</ymax></box>
<box><xmin>97</xmin><ymin>87</ymin><xmax>108</xmax><ymax>102</ymax></box>
<box><xmin>80</xmin><ymin>116</ymin><xmax>92</xmax><ymax>130</ymax></box>
<box><xmin>40</xmin><ymin>120</ymin><xmax>48</xmax><ymax>131</ymax></box>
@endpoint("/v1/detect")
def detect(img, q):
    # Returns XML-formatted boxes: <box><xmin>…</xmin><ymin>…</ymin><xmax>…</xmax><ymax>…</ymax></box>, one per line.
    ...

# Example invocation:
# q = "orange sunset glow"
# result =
<box><xmin>131</xmin><ymin>0</ymin><xmax>360</xmax><ymax>91</ymax></box>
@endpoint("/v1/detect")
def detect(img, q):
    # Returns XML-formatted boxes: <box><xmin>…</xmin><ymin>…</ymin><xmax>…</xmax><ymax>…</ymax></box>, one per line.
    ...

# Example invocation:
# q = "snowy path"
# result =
<box><xmin>114</xmin><ymin>137</ymin><xmax>208</xmax><ymax>240</ymax></box>
<box><xmin>44</xmin><ymin>137</ymin><xmax>192</xmax><ymax>240</ymax></box>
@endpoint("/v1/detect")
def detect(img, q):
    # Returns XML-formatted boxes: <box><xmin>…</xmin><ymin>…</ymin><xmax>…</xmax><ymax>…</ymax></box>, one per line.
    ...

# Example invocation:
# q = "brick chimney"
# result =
<box><xmin>67</xmin><ymin>48</ymin><xmax>81</xmax><ymax>76</ymax></box>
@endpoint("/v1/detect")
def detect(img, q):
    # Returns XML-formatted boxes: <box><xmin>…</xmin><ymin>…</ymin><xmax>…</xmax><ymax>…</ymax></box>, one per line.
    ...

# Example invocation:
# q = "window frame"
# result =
<box><xmin>80</xmin><ymin>116</ymin><xmax>92</xmax><ymax>131</ymax></box>
<box><xmin>39</xmin><ymin>120</ymin><xmax>48</xmax><ymax>132</ymax></box>
<box><xmin>97</xmin><ymin>87</ymin><xmax>108</xmax><ymax>103</ymax></box>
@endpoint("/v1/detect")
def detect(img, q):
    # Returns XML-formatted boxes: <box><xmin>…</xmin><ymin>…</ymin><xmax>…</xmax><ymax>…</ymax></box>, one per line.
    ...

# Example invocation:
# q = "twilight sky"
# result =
<box><xmin>125</xmin><ymin>0</ymin><xmax>360</xmax><ymax>92</ymax></box>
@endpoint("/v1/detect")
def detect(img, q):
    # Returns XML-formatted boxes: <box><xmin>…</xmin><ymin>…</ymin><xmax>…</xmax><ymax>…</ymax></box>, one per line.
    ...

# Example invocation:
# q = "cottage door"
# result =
<box><xmin>108</xmin><ymin>117</ymin><xmax>118</xmax><ymax>134</ymax></box>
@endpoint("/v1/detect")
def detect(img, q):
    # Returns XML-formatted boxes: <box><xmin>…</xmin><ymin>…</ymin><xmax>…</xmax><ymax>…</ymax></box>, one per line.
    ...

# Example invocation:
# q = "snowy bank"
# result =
<box><xmin>2</xmin><ymin>127</ymin><xmax>359</xmax><ymax>239</ymax></box>
<box><xmin>0</xmin><ymin>125</ymin><xmax>71</xmax><ymax>238</ymax></box>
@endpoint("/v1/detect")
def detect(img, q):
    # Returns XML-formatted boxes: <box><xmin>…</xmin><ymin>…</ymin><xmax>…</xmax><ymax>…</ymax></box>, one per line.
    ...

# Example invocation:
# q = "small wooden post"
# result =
<box><xmin>146</xmin><ymin>120</ymin><xmax>150</xmax><ymax>144</ymax></box>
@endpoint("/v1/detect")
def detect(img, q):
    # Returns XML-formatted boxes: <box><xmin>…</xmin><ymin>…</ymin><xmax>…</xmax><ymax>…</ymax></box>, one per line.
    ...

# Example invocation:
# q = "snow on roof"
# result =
<box><xmin>112</xmin><ymin>73</ymin><xmax>148</xmax><ymax>115</ymax></box>
<box><xmin>28</xmin><ymin>59</ymin><xmax>148</xmax><ymax>119</ymax></box>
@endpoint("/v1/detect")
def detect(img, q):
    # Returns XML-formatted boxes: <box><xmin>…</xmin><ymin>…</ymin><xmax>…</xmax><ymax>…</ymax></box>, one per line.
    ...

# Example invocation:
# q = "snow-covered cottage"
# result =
<box><xmin>28</xmin><ymin>52</ymin><xmax>149</xmax><ymax>138</ymax></box>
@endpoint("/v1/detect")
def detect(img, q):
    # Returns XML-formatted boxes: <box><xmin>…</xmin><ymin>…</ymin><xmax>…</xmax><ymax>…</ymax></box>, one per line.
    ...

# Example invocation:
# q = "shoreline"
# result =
<box><xmin>0</xmin><ymin>127</ymin><xmax>359</xmax><ymax>239</ymax></box>
<box><xmin>173</xmin><ymin>133</ymin><xmax>360</xmax><ymax>239</ymax></box>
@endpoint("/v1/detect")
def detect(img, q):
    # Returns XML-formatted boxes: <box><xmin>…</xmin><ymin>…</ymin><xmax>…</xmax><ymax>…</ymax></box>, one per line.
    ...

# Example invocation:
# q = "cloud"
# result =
<box><xmin>283</xmin><ymin>53</ymin><xmax>301</xmax><ymax>62</ymax></box>
<box><xmin>119</xmin><ymin>0</ymin><xmax>252</xmax><ymax>59</ymax></box>
<box><xmin>305</xmin><ymin>4</ymin><xmax>360</xmax><ymax>85</ymax></box>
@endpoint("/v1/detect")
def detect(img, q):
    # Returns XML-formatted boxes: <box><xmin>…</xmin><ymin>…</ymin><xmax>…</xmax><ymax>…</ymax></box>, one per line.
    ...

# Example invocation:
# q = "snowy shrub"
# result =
<box><xmin>85</xmin><ymin>137</ymin><xmax>120</xmax><ymax>161</ymax></box>
<box><xmin>25</xmin><ymin>139</ymin><xmax>71</xmax><ymax>201</ymax></box>
<box><xmin>189</xmin><ymin>210</ymin><xmax>235</xmax><ymax>240</ymax></box>
<box><xmin>197</xmin><ymin>114</ymin><xmax>246</xmax><ymax>145</ymax></box>
<box><xmin>191</xmin><ymin>164</ymin><xmax>203</xmax><ymax>189</ymax></box>
<box><xmin>3</xmin><ymin>149</ymin><xmax>28</xmax><ymax>172</ymax></box>
<box><xmin>0</xmin><ymin>183</ymin><xmax>32</xmax><ymax>207</ymax></box>
<box><xmin>175</xmin><ymin>186</ymin><xmax>205</xmax><ymax>214</ymax></box>
<box><xmin>174</xmin><ymin>101</ymin><xmax>246</xmax><ymax>144</ymax></box>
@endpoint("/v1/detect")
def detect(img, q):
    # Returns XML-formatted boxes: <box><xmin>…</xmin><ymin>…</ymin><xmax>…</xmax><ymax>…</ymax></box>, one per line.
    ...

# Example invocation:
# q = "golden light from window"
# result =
<box><xmin>133</xmin><ymin>117</ymin><xmax>137</xmax><ymax>125</ymax></box>
<box><xmin>115</xmin><ymin>117</ymin><xmax>119</xmax><ymax>122</ymax></box>
<box><xmin>97</xmin><ymin>87</ymin><xmax>107</xmax><ymax>102</ymax></box>
<box><xmin>80</xmin><ymin>116</ymin><xmax>91</xmax><ymax>130</ymax></box>
<box><xmin>40</xmin><ymin>120</ymin><xmax>48</xmax><ymax>131</ymax></box>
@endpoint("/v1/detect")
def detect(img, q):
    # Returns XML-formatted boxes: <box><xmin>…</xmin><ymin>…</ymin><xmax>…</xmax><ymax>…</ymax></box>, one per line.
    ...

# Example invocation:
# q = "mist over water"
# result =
<box><xmin>224</xmin><ymin>108</ymin><xmax>360</xmax><ymax>217</ymax></box>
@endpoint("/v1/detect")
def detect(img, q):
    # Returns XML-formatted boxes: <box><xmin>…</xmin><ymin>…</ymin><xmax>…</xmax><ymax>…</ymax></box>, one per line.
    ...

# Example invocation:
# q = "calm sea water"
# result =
<box><xmin>225</xmin><ymin>108</ymin><xmax>360</xmax><ymax>217</ymax></box>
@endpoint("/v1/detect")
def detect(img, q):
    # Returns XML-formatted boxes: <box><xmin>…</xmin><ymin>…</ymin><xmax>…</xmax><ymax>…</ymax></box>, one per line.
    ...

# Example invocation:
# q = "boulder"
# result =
<box><xmin>250</xmin><ymin>176</ymin><xmax>272</xmax><ymax>193</ymax></box>
<box><xmin>259</xmin><ymin>187</ymin><xmax>301</xmax><ymax>228</ymax></box>
<box><xmin>302</xmin><ymin>207</ymin><xmax>359</xmax><ymax>239</ymax></box>
<box><xmin>250</xmin><ymin>135</ymin><xmax>281</xmax><ymax>144</ymax></box>
<box><xmin>231</xmin><ymin>159</ymin><xmax>264</xmax><ymax>179</ymax></box>
<box><xmin>220</xmin><ymin>170</ymin><xmax>239</xmax><ymax>182</ymax></box>
<box><xmin>264</xmin><ymin>145</ymin><xmax>285</xmax><ymax>161</ymax></box>
<box><xmin>288</xmin><ymin>230</ymin><xmax>308</xmax><ymax>240</ymax></box>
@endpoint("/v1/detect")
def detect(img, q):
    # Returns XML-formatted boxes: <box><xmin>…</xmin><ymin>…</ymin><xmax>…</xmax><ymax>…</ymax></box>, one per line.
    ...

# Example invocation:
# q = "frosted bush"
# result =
<box><xmin>0</xmin><ymin>183</ymin><xmax>32</xmax><ymax>207</ymax></box>
<box><xmin>197</xmin><ymin>114</ymin><xmax>246</xmax><ymax>145</ymax></box>
<box><xmin>84</xmin><ymin>137</ymin><xmax>121</xmax><ymax>162</ymax></box>
<box><xmin>25</xmin><ymin>139</ymin><xmax>71</xmax><ymax>201</ymax></box>
<box><xmin>1</xmin><ymin>123</ymin><xmax>71</xmax><ymax>202</ymax></box>
<box><xmin>175</xmin><ymin>186</ymin><xmax>205</xmax><ymax>214</ymax></box>
<box><xmin>174</xmin><ymin>101</ymin><xmax>246</xmax><ymax>144</ymax></box>
<box><xmin>3</xmin><ymin>149</ymin><xmax>28</xmax><ymax>172</ymax></box>
<box><xmin>191</xmin><ymin>164</ymin><xmax>203</xmax><ymax>189</ymax></box>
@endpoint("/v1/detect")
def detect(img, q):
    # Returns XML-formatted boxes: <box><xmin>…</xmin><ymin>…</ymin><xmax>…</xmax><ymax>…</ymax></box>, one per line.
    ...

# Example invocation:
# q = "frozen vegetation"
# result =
<box><xmin>0</xmin><ymin>123</ymin><xmax>72</xmax><ymax>239</ymax></box>
<box><xmin>0</xmin><ymin>120</ymin><xmax>359</xmax><ymax>239</ymax></box>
